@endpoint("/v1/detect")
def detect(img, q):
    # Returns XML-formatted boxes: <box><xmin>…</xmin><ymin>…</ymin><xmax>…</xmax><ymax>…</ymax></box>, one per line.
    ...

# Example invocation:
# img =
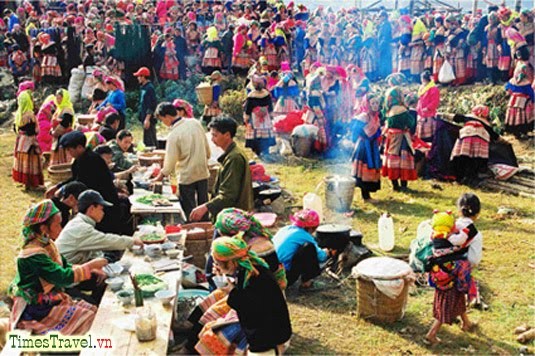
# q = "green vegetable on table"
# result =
<box><xmin>136</xmin><ymin>194</ymin><xmax>165</xmax><ymax>205</ymax></box>
<box><xmin>135</xmin><ymin>274</ymin><xmax>167</xmax><ymax>297</ymax></box>
<box><xmin>140</xmin><ymin>233</ymin><xmax>163</xmax><ymax>242</ymax></box>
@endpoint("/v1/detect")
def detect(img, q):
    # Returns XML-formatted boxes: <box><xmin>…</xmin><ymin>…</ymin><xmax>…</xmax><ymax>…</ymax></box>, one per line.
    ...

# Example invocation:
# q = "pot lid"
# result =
<box><xmin>316</xmin><ymin>224</ymin><xmax>351</xmax><ymax>233</ymax></box>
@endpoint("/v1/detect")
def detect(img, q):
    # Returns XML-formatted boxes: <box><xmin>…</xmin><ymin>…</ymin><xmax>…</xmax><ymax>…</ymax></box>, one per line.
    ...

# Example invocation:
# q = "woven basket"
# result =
<box><xmin>182</xmin><ymin>222</ymin><xmax>214</xmax><ymax>269</ymax></box>
<box><xmin>77</xmin><ymin>115</ymin><xmax>95</xmax><ymax>126</ymax></box>
<box><xmin>291</xmin><ymin>135</ymin><xmax>314</xmax><ymax>157</ymax></box>
<box><xmin>138</xmin><ymin>153</ymin><xmax>164</xmax><ymax>167</ymax></box>
<box><xmin>208</xmin><ymin>164</ymin><xmax>220</xmax><ymax>192</ymax></box>
<box><xmin>356</xmin><ymin>277</ymin><xmax>409</xmax><ymax>323</ymax></box>
<box><xmin>47</xmin><ymin>163</ymin><xmax>72</xmax><ymax>185</ymax></box>
<box><xmin>196</xmin><ymin>84</ymin><xmax>213</xmax><ymax>106</ymax></box>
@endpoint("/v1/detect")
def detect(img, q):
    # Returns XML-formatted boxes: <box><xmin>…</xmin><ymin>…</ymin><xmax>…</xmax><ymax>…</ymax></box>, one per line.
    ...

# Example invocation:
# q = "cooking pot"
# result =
<box><xmin>350</xmin><ymin>229</ymin><xmax>363</xmax><ymax>246</ymax></box>
<box><xmin>315</xmin><ymin>224</ymin><xmax>351</xmax><ymax>250</ymax></box>
<box><xmin>258</xmin><ymin>188</ymin><xmax>282</xmax><ymax>202</ymax></box>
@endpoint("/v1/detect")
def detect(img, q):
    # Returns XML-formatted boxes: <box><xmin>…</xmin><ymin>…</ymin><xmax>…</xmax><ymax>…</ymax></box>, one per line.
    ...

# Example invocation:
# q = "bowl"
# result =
<box><xmin>145</xmin><ymin>245</ymin><xmax>162</xmax><ymax>258</ymax></box>
<box><xmin>133</xmin><ymin>180</ymin><xmax>150</xmax><ymax>190</ymax></box>
<box><xmin>105</xmin><ymin>277</ymin><xmax>124</xmax><ymax>292</ymax></box>
<box><xmin>155</xmin><ymin>289</ymin><xmax>176</xmax><ymax>306</ymax></box>
<box><xmin>104</xmin><ymin>263</ymin><xmax>124</xmax><ymax>277</ymax></box>
<box><xmin>116</xmin><ymin>290</ymin><xmax>134</xmax><ymax>305</ymax></box>
<box><xmin>166</xmin><ymin>249</ymin><xmax>180</xmax><ymax>259</ymax></box>
<box><xmin>161</xmin><ymin>242</ymin><xmax>177</xmax><ymax>251</ymax></box>
<box><xmin>119</xmin><ymin>259</ymin><xmax>133</xmax><ymax>271</ymax></box>
<box><xmin>132</xmin><ymin>245</ymin><xmax>144</xmax><ymax>255</ymax></box>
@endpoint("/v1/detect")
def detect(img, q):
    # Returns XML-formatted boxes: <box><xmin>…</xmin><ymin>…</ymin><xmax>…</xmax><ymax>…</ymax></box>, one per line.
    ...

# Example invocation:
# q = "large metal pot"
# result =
<box><xmin>315</xmin><ymin>224</ymin><xmax>351</xmax><ymax>250</ymax></box>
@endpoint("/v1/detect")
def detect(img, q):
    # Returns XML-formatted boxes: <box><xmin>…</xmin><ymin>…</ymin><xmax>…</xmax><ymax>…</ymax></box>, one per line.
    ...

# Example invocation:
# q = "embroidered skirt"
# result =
<box><xmin>12</xmin><ymin>134</ymin><xmax>44</xmax><ymax>187</ymax></box>
<box><xmin>416</xmin><ymin>116</ymin><xmax>437</xmax><ymax>141</ymax></box>
<box><xmin>505</xmin><ymin>93</ymin><xmax>534</xmax><ymax>134</ymax></box>
<box><xmin>410</xmin><ymin>44</ymin><xmax>425</xmax><ymax>75</ymax></box>
<box><xmin>41</xmin><ymin>55</ymin><xmax>61</xmax><ymax>77</ymax></box>
<box><xmin>433</xmin><ymin>287</ymin><xmax>466</xmax><ymax>324</ymax></box>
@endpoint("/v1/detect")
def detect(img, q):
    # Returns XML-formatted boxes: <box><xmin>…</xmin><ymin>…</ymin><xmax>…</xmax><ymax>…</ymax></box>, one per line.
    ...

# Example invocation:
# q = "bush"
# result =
<box><xmin>156</xmin><ymin>74</ymin><xmax>206</xmax><ymax>117</ymax></box>
<box><xmin>220</xmin><ymin>89</ymin><xmax>247</xmax><ymax>123</ymax></box>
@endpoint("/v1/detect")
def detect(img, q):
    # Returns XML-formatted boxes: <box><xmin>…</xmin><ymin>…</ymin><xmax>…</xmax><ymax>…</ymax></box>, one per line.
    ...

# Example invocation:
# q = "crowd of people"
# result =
<box><xmin>3</xmin><ymin>0</ymin><xmax>531</xmax><ymax>353</ymax></box>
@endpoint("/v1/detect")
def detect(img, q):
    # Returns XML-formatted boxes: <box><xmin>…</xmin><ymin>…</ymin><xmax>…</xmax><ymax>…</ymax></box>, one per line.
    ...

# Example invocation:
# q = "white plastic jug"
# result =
<box><xmin>378</xmin><ymin>213</ymin><xmax>395</xmax><ymax>251</ymax></box>
<box><xmin>303</xmin><ymin>193</ymin><xmax>323</xmax><ymax>222</ymax></box>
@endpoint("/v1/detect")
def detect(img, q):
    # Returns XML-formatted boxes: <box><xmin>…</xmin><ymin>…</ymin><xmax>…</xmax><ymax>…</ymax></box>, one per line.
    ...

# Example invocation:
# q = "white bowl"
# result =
<box><xmin>105</xmin><ymin>277</ymin><xmax>124</xmax><ymax>291</ymax></box>
<box><xmin>104</xmin><ymin>263</ymin><xmax>124</xmax><ymax>277</ymax></box>
<box><xmin>116</xmin><ymin>290</ymin><xmax>133</xmax><ymax>305</ymax></box>
<box><xmin>161</xmin><ymin>242</ymin><xmax>177</xmax><ymax>251</ymax></box>
<box><xmin>145</xmin><ymin>245</ymin><xmax>162</xmax><ymax>258</ymax></box>
<box><xmin>155</xmin><ymin>289</ymin><xmax>176</xmax><ymax>305</ymax></box>
<box><xmin>166</xmin><ymin>249</ymin><xmax>180</xmax><ymax>259</ymax></box>
<box><xmin>132</xmin><ymin>245</ymin><xmax>144</xmax><ymax>255</ymax></box>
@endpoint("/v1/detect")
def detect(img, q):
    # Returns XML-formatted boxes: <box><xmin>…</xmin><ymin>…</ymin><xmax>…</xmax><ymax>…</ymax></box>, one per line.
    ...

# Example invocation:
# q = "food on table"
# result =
<box><xmin>135</xmin><ymin>274</ymin><xmax>168</xmax><ymax>297</ymax></box>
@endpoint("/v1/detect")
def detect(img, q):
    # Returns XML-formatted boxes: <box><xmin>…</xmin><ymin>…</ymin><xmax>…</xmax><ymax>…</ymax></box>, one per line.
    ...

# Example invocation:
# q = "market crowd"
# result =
<box><xmin>3</xmin><ymin>0</ymin><xmax>534</xmax><ymax>354</ymax></box>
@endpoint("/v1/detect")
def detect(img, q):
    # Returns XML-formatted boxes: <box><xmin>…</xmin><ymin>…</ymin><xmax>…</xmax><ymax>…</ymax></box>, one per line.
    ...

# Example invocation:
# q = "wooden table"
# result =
<box><xmin>80</xmin><ymin>249</ymin><xmax>183</xmax><ymax>356</ymax></box>
<box><xmin>130</xmin><ymin>186</ymin><xmax>187</xmax><ymax>227</ymax></box>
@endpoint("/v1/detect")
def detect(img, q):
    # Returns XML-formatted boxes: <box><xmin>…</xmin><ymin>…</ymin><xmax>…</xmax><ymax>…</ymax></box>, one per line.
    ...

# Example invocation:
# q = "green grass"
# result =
<box><xmin>1</xmin><ymin>127</ymin><xmax>534</xmax><ymax>354</ymax></box>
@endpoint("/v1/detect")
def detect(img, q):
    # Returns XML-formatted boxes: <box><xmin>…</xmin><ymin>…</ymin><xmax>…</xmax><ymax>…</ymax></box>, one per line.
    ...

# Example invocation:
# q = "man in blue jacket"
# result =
<box><xmin>134</xmin><ymin>66</ymin><xmax>158</xmax><ymax>147</ymax></box>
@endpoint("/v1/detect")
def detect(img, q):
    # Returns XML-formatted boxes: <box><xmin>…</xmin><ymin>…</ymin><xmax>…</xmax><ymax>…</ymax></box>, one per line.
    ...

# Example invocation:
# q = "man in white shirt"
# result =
<box><xmin>152</xmin><ymin>102</ymin><xmax>211</xmax><ymax>220</ymax></box>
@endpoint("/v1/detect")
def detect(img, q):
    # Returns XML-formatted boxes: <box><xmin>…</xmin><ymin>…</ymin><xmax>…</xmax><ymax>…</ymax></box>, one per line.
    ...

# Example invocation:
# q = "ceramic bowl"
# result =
<box><xmin>132</xmin><ymin>245</ymin><xmax>144</xmax><ymax>255</ymax></box>
<box><xmin>161</xmin><ymin>242</ymin><xmax>177</xmax><ymax>251</ymax></box>
<box><xmin>116</xmin><ymin>290</ymin><xmax>133</xmax><ymax>305</ymax></box>
<box><xmin>145</xmin><ymin>245</ymin><xmax>162</xmax><ymax>258</ymax></box>
<box><xmin>166</xmin><ymin>249</ymin><xmax>180</xmax><ymax>259</ymax></box>
<box><xmin>104</xmin><ymin>263</ymin><xmax>123</xmax><ymax>277</ymax></box>
<box><xmin>105</xmin><ymin>277</ymin><xmax>124</xmax><ymax>292</ymax></box>
<box><xmin>155</xmin><ymin>289</ymin><xmax>176</xmax><ymax>306</ymax></box>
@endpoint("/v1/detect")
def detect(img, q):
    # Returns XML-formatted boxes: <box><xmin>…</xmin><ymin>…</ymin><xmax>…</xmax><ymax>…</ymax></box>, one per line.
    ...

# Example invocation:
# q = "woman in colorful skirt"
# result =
<box><xmin>243</xmin><ymin>75</ymin><xmax>275</xmax><ymax>158</ymax></box>
<box><xmin>36</xmin><ymin>94</ymin><xmax>56</xmax><ymax>153</ymax></box>
<box><xmin>272</xmin><ymin>61</ymin><xmax>300</xmax><ymax>116</ymax></box>
<box><xmin>517</xmin><ymin>10</ymin><xmax>534</xmax><ymax>68</ymax></box>
<box><xmin>50</xmin><ymin>89</ymin><xmax>74</xmax><ymax>165</ymax></box>
<box><xmin>159</xmin><ymin>31</ymin><xmax>180</xmax><ymax>80</ymax></box>
<box><xmin>504</xmin><ymin>62</ymin><xmax>534</xmax><ymax>138</ymax></box>
<box><xmin>416</xmin><ymin>70</ymin><xmax>440</xmax><ymax>142</ymax></box>
<box><xmin>410</xmin><ymin>18</ymin><xmax>427</xmax><ymax>82</ymax></box>
<box><xmin>305</xmin><ymin>66</ymin><xmax>329</xmax><ymax>152</ymax></box>
<box><xmin>202</xmin><ymin>71</ymin><xmax>223</xmax><ymax>125</ymax></box>
<box><xmin>201</xmin><ymin>26</ymin><xmax>223</xmax><ymax>75</ymax></box>
<box><xmin>351</xmin><ymin>93</ymin><xmax>382</xmax><ymax>203</ymax></box>
<box><xmin>381</xmin><ymin>87</ymin><xmax>418</xmax><ymax>191</ymax></box>
<box><xmin>432</xmin><ymin>16</ymin><xmax>447</xmax><ymax>83</ymax></box>
<box><xmin>187</xmin><ymin>234</ymin><xmax>290</xmax><ymax>355</ymax></box>
<box><xmin>497</xmin><ymin>7</ymin><xmax>514</xmax><ymax>80</ymax></box>
<box><xmin>8</xmin><ymin>200</ymin><xmax>108</xmax><ymax>335</ymax></box>
<box><xmin>233</xmin><ymin>25</ymin><xmax>252</xmax><ymax>75</ymax></box>
<box><xmin>39</xmin><ymin>33</ymin><xmax>62</xmax><ymax>84</ymax></box>
<box><xmin>261</xmin><ymin>30</ymin><xmax>280</xmax><ymax>72</ymax></box>
<box><xmin>485</xmin><ymin>12</ymin><xmax>501</xmax><ymax>83</ymax></box>
<box><xmin>12</xmin><ymin>81</ymin><xmax>44</xmax><ymax>190</ymax></box>
<box><xmin>445</xmin><ymin>16</ymin><xmax>467</xmax><ymax>86</ymax></box>
<box><xmin>398</xmin><ymin>15</ymin><xmax>412</xmax><ymax>79</ymax></box>
<box><xmin>450</xmin><ymin>105</ymin><xmax>498</xmax><ymax>186</ymax></box>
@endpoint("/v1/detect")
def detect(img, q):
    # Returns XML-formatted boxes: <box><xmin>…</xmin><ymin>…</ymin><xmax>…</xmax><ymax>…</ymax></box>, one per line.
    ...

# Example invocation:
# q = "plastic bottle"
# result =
<box><xmin>303</xmin><ymin>193</ymin><xmax>323</xmax><ymax>222</ymax></box>
<box><xmin>378</xmin><ymin>213</ymin><xmax>395</xmax><ymax>251</ymax></box>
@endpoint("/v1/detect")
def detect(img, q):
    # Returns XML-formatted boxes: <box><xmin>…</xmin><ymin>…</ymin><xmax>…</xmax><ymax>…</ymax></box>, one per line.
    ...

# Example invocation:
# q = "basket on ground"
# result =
<box><xmin>182</xmin><ymin>222</ymin><xmax>214</xmax><ymax>268</ymax></box>
<box><xmin>138</xmin><ymin>152</ymin><xmax>164</xmax><ymax>167</ymax></box>
<box><xmin>47</xmin><ymin>163</ymin><xmax>72</xmax><ymax>185</ymax></box>
<box><xmin>351</xmin><ymin>257</ymin><xmax>414</xmax><ymax>323</ymax></box>
<box><xmin>196</xmin><ymin>83</ymin><xmax>213</xmax><ymax>106</ymax></box>
<box><xmin>291</xmin><ymin>135</ymin><xmax>314</xmax><ymax>157</ymax></box>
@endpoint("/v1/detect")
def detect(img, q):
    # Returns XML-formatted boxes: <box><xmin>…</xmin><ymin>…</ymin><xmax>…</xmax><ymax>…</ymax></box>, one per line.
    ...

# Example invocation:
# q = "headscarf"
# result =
<box><xmin>212</xmin><ymin>235</ymin><xmax>269</xmax><ymax>287</ymax></box>
<box><xmin>511</xmin><ymin>62</ymin><xmax>532</xmax><ymax>86</ymax></box>
<box><xmin>384</xmin><ymin>86</ymin><xmax>405</xmax><ymax>112</ymax></box>
<box><xmin>55</xmin><ymin>89</ymin><xmax>74</xmax><ymax>113</ymax></box>
<box><xmin>172</xmin><ymin>99</ymin><xmax>194</xmax><ymax>118</ymax></box>
<box><xmin>471</xmin><ymin>105</ymin><xmax>489</xmax><ymax>118</ymax></box>
<box><xmin>85</xmin><ymin>132</ymin><xmax>106</xmax><ymax>150</ymax></box>
<box><xmin>386</xmin><ymin>72</ymin><xmax>407</xmax><ymax>87</ymax></box>
<box><xmin>14</xmin><ymin>83</ymin><xmax>34</xmax><ymax>130</ymax></box>
<box><xmin>215</xmin><ymin>208</ymin><xmax>272</xmax><ymax>240</ymax></box>
<box><xmin>206</xmin><ymin>26</ymin><xmax>218</xmax><ymax>42</ymax></box>
<box><xmin>412</xmin><ymin>18</ymin><xmax>427</xmax><ymax>39</ymax></box>
<box><xmin>22</xmin><ymin>200</ymin><xmax>59</xmax><ymax>246</ymax></box>
<box><xmin>290</xmin><ymin>209</ymin><xmax>320</xmax><ymax>228</ymax></box>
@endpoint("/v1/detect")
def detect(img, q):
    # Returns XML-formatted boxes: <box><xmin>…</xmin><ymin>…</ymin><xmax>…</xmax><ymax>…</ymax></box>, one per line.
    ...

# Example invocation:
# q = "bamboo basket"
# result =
<box><xmin>196</xmin><ymin>83</ymin><xmax>213</xmax><ymax>106</ymax></box>
<box><xmin>291</xmin><ymin>135</ymin><xmax>314</xmax><ymax>157</ymax></box>
<box><xmin>356</xmin><ymin>277</ymin><xmax>410</xmax><ymax>323</ymax></box>
<box><xmin>47</xmin><ymin>163</ymin><xmax>72</xmax><ymax>185</ymax></box>
<box><xmin>182</xmin><ymin>222</ymin><xmax>214</xmax><ymax>269</ymax></box>
<box><xmin>138</xmin><ymin>152</ymin><xmax>164</xmax><ymax>167</ymax></box>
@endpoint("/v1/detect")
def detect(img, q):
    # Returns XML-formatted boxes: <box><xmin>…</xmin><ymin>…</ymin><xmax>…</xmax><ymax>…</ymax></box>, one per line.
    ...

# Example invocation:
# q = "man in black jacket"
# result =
<box><xmin>134</xmin><ymin>67</ymin><xmax>158</xmax><ymax>147</ymax></box>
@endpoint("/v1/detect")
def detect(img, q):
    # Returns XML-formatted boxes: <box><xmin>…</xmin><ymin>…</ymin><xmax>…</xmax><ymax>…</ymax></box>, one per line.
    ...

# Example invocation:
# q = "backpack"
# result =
<box><xmin>409</xmin><ymin>220</ymin><xmax>434</xmax><ymax>273</ymax></box>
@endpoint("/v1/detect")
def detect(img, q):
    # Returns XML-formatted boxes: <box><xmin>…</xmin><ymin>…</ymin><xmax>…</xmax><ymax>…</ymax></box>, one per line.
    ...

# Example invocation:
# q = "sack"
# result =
<box><xmin>438</xmin><ymin>59</ymin><xmax>456</xmax><ymax>83</ymax></box>
<box><xmin>409</xmin><ymin>220</ymin><xmax>434</xmax><ymax>272</ymax></box>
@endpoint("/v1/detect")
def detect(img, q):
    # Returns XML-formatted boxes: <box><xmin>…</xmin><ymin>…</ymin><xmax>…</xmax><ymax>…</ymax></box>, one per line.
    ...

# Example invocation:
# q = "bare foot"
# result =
<box><xmin>462</xmin><ymin>321</ymin><xmax>478</xmax><ymax>332</ymax></box>
<box><xmin>423</xmin><ymin>336</ymin><xmax>441</xmax><ymax>346</ymax></box>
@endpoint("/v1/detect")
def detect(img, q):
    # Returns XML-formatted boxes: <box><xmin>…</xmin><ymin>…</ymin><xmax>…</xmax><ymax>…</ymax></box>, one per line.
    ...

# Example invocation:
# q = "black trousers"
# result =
<box><xmin>286</xmin><ymin>243</ymin><xmax>321</xmax><ymax>286</ymax></box>
<box><xmin>65</xmin><ymin>275</ymin><xmax>106</xmax><ymax>306</ymax></box>
<box><xmin>143</xmin><ymin>118</ymin><xmax>158</xmax><ymax>147</ymax></box>
<box><xmin>179</xmin><ymin>179</ymin><xmax>209</xmax><ymax>221</ymax></box>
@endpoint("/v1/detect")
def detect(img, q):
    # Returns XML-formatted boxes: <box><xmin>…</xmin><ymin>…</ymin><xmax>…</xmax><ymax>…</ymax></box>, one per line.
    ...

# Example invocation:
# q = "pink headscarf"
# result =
<box><xmin>17</xmin><ymin>81</ymin><xmax>34</xmax><ymax>96</ymax></box>
<box><xmin>280</xmin><ymin>61</ymin><xmax>291</xmax><ymax>72</ymax></box>
<box><xmin>290</xmin><ymin>209</ymin><xmax>320</xmax><ymax>228</ymax></box>
<box><xmin>471</xmin><ymin>105</ymin><xmax>489</xmax><ymax>118</ymax></box>
<box><xmin>172</xmin><ymin>99</ymin><xmax>194</xmax><ymax>118</ymax></box>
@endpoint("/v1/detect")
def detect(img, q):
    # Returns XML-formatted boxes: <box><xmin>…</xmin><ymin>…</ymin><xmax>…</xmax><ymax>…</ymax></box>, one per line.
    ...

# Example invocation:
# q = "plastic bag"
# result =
<box><xmin>438</xmin><ymin>60</ymin><xmax>456</xmax><ymax>83</ymax></box>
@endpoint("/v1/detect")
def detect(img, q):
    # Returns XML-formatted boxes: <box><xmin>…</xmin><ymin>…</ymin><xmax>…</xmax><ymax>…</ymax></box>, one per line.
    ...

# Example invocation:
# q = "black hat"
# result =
<box><xmin>60</xmin><ymin>181</ymin><xmax>88</xmax><ymax>200</ymax></box>
<box><xmin>60</xmin><ymin>130</ymin><xmax>86</xmax><ymax>148</ymax></box>
<box><xmin>78</xmin><ymin>190</ymin><xmax>113</xmax><ymax>212</ymax></box>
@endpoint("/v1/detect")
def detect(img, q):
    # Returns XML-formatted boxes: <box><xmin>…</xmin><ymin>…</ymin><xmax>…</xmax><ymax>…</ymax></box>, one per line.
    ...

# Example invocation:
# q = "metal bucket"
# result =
<box><xmin>324</xmin><ymin>175</ymin><xmax>355</xmax><ymax>212</ymax></box>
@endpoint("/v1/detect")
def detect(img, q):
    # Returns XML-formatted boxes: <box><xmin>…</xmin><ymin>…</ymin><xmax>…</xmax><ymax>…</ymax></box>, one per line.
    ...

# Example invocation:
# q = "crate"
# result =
<box><xmin>182</xmin><ymin>222</ymin><xmax>214</xmax><ymax>269</ymax></box>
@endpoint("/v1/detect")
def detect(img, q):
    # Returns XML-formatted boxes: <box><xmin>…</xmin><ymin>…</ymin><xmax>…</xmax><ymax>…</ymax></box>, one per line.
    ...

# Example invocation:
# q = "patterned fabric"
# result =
<box><xmin>274</xmin><ymin>97</ymin><xmax>299</xmax><ymax>115</ymax></box>
<box><xmin>432</xmin><ymin>48</ymin><xmax>444</xmax><ymax>80</ymax></box>
<box><xmin>432</xmin><ymin>287</ymin><xmax>466</xmax><ymax>324</ymax></box>
<box><xmin>233</xmin><ymin>49</ymin><xmax>251</xmax><ymax>69</ymax></box>
<box><xmin>21</xmin><ymin>200</ymin><xmax>59</xmax><ymax>245</ymax></box>
<box><xmin>416</xmin><ymin>115</ymin><xmax>437</xmax><ymax>140</ymax></box>
<box><xmin>410</xmin><ymin>43</ymin><xmax>425</xmax><ymax>75</ymax></box>
<box><xmin>398</xmin><ymin>46</ymin><xmax>411</xmax><ymax>72</ymax></box>
<box><xmin>472</xmin><ymin>105</ymin><xmax>490</xmax><ymax>118</ymax></box>
<box><xmin>202</xmin><ymin>47</ymin><xmax>222</xmax><ymax>68</ymax></box>
<box><xmin>382</xmin><ymin>128</ymin><xmax>417</xmax><ymax>181</ymax></box>
<box><xmin>215</xmin><ymin>208</ymin><xmax>272</xmax><ymax>240</ymax></box>
<box><xmin>160</xmin><ymin>49</ymin><xmax>180</xmax><ymax>80</ymax></box>
<box><xmin>84</xmin><ymin>132</ymin><xmax>105</xmax><ymax>150</ymax></box>
<box><xmin>14</xmin><ymin>89</ymin><xmax>34</xmax><ymax>131</ymax></box>
<box><xmin>13</xmin><ymin>135</ymin><xmax>44</xmax><ymax>188</ymax></box>
<box><xmin>54</xmin><ymin>89</ymin><xmax>74</xmax><ymax>119</ymax></box>
<box><xmin>211</xmin><ymin>236</ymin><xmax>269</xmax><ymax>288</ymax></box>
<box><xmin>290</xmin><ymin>209</ymin><xmax>320</xmax><ymax>228</ymax></box>
<box><xmin>384</xmin><ymin>87</ymin><xmax>404</xmax><ymax>112</ymax></box>
<box><xmin>172</xmin><ymin>99</ymin><xmax>194</xmax><ymax>118</ymax></box>
<box><xmin>41</xmin><ymin>55</ymin><xmax>61</xmax><ymax>77</ymax></box>
<box><xmin>485</xmin><ymin>40</ymin><xmax>499</xmax><ymax>68</ymax></box>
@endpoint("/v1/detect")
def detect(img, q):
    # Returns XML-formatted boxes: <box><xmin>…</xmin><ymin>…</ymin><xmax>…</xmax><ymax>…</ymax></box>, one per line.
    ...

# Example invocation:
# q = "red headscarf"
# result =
<box><xmin>290</xmin><ymin>209</ymin><xmax>320</xmax><ymax>228</ymax></box>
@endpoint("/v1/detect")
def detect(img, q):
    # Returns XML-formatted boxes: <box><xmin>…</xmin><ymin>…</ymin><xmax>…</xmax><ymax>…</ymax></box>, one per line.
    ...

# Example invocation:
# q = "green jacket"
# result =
<box><xmin>206</xmin><ymin>142</ymin><xmax>254</xmax><ymax>221</ymax></box>
<box><xmin>108</xmin><ymin>140</ymin><xmax>134</xmax><ymax>171</ymax></box>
